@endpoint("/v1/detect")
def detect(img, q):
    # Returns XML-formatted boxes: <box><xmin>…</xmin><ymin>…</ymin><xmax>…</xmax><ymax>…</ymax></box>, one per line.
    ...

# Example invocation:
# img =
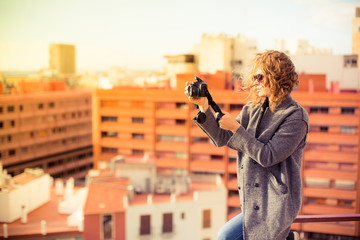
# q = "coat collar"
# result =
<box><xmin>275</xmin><ymin>95</ymin><xmax>294</xmax><ymax>110</ymax></box>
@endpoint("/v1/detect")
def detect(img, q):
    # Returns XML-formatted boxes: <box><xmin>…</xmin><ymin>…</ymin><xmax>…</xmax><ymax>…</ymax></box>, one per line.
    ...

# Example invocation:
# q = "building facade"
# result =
<box><xmin>93</xmin><ymin>83</ymin><xmax>360</xmax><ymax>238</ymax></box>
<box><xmin>192</xmin><ymin>33</ymin><xmax>258</xmax><ymax>78</ymax></box>
<box><xmin>0</xmin><ymin>89</ymin><xmax>93</xmax><ymax>181</ymax></box>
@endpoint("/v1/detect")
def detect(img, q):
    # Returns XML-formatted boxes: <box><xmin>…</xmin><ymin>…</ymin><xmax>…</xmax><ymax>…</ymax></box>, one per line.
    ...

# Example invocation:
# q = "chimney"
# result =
<box><xmin>55</xmin><ymin>179</ymin><xmax>64</xmax><ymax>195</ymax></box>
<box><xmin>0</xmin><ymin>162</ymin><xmax>3</xmax><ymax>185</ymax></box>
<box><xmin>171</xmin><ymin>193</ymin><xmax>176</xmax><ymax>203</ymax></box>
<box><xmin>147</xmin><ymin>194</ymin><xmax>153</xmax><ymax>205</ymax></box>
<box><xmin>193</xmin><ymin>191</ymin><xmax>198</xmax><ymax>201</ymax></box>
<box><xmin>21</xmin><ymin>205</ymin><xmax>27</xmax><ymax>224</ymax></box>
<box><xmin>3</xmin><ymin>224</ymin><xmax>8</xmax><ymax>238</ymax></box>
<box><xmin>123</xmin><ymin>196</ymin><xmax>129</xmax><ymax>209</ymax></box>
<box><xmin>41</xmin><ymin>220</ymin><xmax>46</xmax><ymax>235</ymax></box>
<box><xmin>64</xmin><ymin>178</ymin><xmax>74</xmax><ymax>200</ymax></box>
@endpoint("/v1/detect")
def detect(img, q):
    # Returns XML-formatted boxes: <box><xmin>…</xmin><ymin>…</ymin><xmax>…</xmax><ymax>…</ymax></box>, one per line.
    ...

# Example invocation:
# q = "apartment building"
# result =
<box><xmin>93</xmin><ymin>76</ymin><xmax>360</xmax><ymax>238</ymax></box>
<box><xmin>0</xmin><ymin>85</ymin><xmax>93</xmax><ymax>181</ymax></box>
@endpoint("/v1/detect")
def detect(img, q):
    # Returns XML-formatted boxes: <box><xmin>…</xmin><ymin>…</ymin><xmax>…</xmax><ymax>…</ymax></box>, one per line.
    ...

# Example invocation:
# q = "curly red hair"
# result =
<box><xmin>242</xmin><ymin>50</ymin><xmax>298</xmax><ymax>111</ymax></box>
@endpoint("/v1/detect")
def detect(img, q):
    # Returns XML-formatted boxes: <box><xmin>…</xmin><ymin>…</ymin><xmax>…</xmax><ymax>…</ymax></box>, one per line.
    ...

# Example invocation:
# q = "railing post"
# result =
<box><xmin>41</xmin><ymin>220</ymin><xmax>46</xmax><ymax>235</ymax></box>
<box><xmin>3</xmin><ymin>224</ymin><xmax>8</xmax><ymax>238</ymax></box>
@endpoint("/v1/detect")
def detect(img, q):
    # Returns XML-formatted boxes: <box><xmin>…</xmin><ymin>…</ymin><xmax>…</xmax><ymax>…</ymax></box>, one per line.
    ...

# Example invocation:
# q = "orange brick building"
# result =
<box><xmin>92</xmin><ymin>76</ymin><xmax>360</xmax><ymax>237</ymax></box>
<box><xmin>0</xmin><ymin>82</ymin><xmax>93</xmax><ymax>181</ymax></box>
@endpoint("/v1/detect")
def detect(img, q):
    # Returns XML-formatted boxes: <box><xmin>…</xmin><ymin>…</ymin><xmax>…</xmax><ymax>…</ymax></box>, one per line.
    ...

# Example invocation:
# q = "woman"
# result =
<box><xmin>185</xmin><ymin>50</ymin><xmax>308</xmax><ymax>240</ymax></box>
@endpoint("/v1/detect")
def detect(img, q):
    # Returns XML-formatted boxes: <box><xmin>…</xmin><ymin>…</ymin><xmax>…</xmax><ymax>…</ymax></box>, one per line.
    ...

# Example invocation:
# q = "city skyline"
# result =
<box><xmin>0</xmin><ymin>0</ymin><xmax>359</xmax><ymax>72</ymax></box>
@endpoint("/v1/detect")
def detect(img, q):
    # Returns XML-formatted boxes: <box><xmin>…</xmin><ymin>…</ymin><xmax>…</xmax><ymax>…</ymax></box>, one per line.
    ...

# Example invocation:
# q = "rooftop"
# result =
<box><xmin>0</xmin><ymin>187</ymin><xmax>82</xmax><ymax>239</ymax></box>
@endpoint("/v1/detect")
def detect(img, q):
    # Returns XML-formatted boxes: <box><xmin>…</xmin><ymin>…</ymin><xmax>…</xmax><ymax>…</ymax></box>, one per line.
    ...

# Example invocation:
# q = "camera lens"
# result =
<box><xmin>188</xmin><ymin>85</ymin><xmax>197</xmax><ymax>97</ymax></box>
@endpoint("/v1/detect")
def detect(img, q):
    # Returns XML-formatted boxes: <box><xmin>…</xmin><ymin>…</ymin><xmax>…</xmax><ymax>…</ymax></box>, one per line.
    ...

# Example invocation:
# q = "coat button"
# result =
<box><xmin>254</xmin><ymin>183</ymin><xmax>259</xmax><ymax>187</ymax></box>
<box><xmin>238</xmin><ymin>186</ymin><xmax>241</xmax><ymax>190</ymax></box>
<box><xmin>254</xmin><ymin>205</ymin><xmax>260</xmax><ymax>210</ymax></box>
<box><xmin>240</xmin><ymin>165</ymin><xmax>244</xmax><ymax>169</ymax></box>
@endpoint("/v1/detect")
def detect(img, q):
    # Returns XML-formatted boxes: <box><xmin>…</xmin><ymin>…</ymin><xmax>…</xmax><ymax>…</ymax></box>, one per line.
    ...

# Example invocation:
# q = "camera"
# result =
<box><xmin>188</xmin><ymin>76</ymin><xmax>208</xmax><ymax>97</ymax></box>
<box><xmin>188</xmin><ymin>76</ymin><xmax>225</xmax><ymax>125</ymax></box>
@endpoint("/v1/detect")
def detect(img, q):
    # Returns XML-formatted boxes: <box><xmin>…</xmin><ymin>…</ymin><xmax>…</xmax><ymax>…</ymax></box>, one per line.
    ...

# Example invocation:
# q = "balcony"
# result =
<box><xmin>190</xmin><ymin>143</ymin><xmax>226</xmax><ymax>155</ymax></box>
<box><xmin>190</xmin><ymin>160</ymin><xmax>225</xmax><ymax>173</ymax></box>
<box><xmin>156</xmin><ymin>141</ymin><xmax>187</xmax><ymax>152</ymax></box>
<box><xmin>156</xmin><ymin>158</ymin><xmax>187</xmax><ymax>169</ymax></box>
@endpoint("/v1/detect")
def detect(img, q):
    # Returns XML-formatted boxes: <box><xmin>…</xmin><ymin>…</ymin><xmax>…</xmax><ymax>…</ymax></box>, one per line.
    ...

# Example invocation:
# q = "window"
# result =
<box><xmin>101</xmin><ymin>116</ymin><xmax>118</xmax><ymax>122</ymax></box>
<box><xmin>140</xmin><ymin>215</ymin><xmax>151</xmax><ymax>235</ymax></box>
<box><xmin>101</xmin><ymin>131</ymin><xmax>118</xmax><ymax>138</ymax></box>
<box><xmin>341</xmin><ymin>107</ymin><xmax>355</xmax><ymax>115</ymax></box>
<box><xmin>132</xmin><ymin>133</ymin><xmax>144</xmax><ymax>139</ymax></box>
<box><xmin>38</xmin><ymin>103</ymin><xmax>43</xmax><ymax>109</ymax></box>
<box><xmin>49</xmin><ymin>102</ymin><xmax>55</xmax><ymax>108</ymax></box>
<box><xmin>132</xmin><ymin>117</ymin><xmax>144</xmax><ymax>123</ymax></box>
<box><xmin>10</xmin><ymin>120</ymin><xmax>15</xmax><ymax>127</ymax></box>
<box><xmin>0</xmin><ymin>122</ymin><xmax>3</xmax><ymax>128</ymax></box>
<box><xmin>102</xmin><ymin>214</ymin><xmax>113</xmax><ymax>239</ymax></box>
<box><xmin>309</xmin><ymin>107</ymin><xmax>329</xmax><ymax>114</ymax></box>
<box><xmin>9</xmin><ymin>149</ymin><xmax>16</xmax><ymax>156</ymax></box>
<box><xmin>162</xmin><ymin>213</ymin><xmax>173</xmax><ymax>233</ymax></box>
<box><xmin>19</xmin><ymin>105</ymin><xmax>23</xmax><ymax>111</ymax></box>
<box><xmin>0</xmin><ymin>106</ymin><xmax>3</xmax><ymax>113</ymax></box>
<box><xmin>132</xmin><ymin>149</ymin><xmax>144</xmax><ymax>155</ymax></box>
<box><xmin>340</xmin><ymin>126</ymin><xmax>356</xmax><ymax>134</ymax></box>
<box><xmin>319</xmin><ymin>126</ymin><xmax>328</xmax><ymax>132</ymax></box>
<box><xmin>175</xmin><ymin>119</ymin><xmax>186</xmax><ymax>125</ymax></box>
<box><xmin>202</xmin><ymin>209</ymin><xmax>211</xmax><ymax>228</ymax></box>
<box><xmin>101</xmin><ymin>147</ymin><xmax>118</xmax><ymax>154</ymax></box>
<box><xmin>7</xmin><ymin>106</ymin><xmax>14</xmax><ymax>113</ymax></box>
<box><xmin>176</xmin><ymin>102</ymin><xmax>187</xmax><ymax>109</ymax></box>
<box><xmin>181</xmin><ymin>212</ymin><xmax>185</xmax><ymax>220</ymax></box>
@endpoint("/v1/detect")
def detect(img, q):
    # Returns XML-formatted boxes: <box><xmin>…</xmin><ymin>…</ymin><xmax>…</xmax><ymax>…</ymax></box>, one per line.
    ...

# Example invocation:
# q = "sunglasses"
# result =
<box><xmin>253</xmin><ymin>74</ymin><xmax>264</xmax><ymax>83</ymax></box>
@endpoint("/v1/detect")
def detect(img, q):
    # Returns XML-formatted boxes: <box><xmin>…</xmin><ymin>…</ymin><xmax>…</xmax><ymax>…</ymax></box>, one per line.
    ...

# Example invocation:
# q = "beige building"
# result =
<box><xmin>49</xmin><ymin>44</ymin><xmax>76</xmax><ymax>77</ymax></box>
<box><xmin>352</xmin><ymin>8</ymin><xmax>360</xmax><ymax>56</ymax></box>
<box><xmin>192</xmin><ymin>34</ymin><xmax>257</xmax><ymax>78</ymax></box>
<box><xmin>290</xmin><ymin>54</ymin><xmax>359</xmax><ymax>90</ymax></box>
<box><xmin>352</xmin><ymin>7</ymin><xmax>360</xmax><ymax>88</ymax></box>
<box><xmin>274</xmin><ymin>39</ymin><xmax>332</xmax><ymax>55</ymax></box>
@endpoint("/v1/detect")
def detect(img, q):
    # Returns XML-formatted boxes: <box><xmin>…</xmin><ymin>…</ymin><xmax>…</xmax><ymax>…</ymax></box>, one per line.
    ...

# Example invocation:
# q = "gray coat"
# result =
<box><xmin>194</xmin><ymin>95</ymin><xmax>309</xmax><ymax>240</ymax></box>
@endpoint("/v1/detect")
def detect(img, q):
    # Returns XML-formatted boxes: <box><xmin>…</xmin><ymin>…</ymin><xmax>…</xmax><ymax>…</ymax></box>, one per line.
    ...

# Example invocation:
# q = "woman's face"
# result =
<box><xmin>254</xmin><ymin>69</ymin><xmax>270</xmax><ymax>98</ymax></box>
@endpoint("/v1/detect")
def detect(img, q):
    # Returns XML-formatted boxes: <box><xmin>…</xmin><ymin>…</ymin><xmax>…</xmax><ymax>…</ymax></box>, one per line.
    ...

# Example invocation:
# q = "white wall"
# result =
<box><xmin>125</xmin><ymin>186</ymin><xmax>227</xmax><ymax>240</ymax></box>
<box><xmin>0</xmin><ymin>173</ymin><xmax>51</xmax><ymax>223</ymax></box>
<box><xmin>115</xmin><ymin>163</ymin><xmax>156</xmax><ymax>193</ymax></box>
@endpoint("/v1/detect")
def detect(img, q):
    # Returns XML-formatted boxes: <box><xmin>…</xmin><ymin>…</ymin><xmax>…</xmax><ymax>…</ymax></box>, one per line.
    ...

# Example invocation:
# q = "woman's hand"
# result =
<box><xmin>184</xmin><ymin>81</ymin><xmax>209</xmax><ymax>112</ymax></box>
<box><xmin>217</xmin><ymin>112</ymin><xmax>240</xmax><ymax>133</ymax></box>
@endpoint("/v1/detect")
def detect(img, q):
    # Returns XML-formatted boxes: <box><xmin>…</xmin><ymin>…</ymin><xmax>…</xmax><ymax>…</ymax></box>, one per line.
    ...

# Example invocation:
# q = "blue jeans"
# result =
<box><xmin>217</xmin><ymin>213</ymin><xmax>244</xmax><ymax>240</ymax></box>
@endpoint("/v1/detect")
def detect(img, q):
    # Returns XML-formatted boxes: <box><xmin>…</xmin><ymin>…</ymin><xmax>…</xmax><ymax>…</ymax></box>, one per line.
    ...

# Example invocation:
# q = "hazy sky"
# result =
<box><xmin>0</xmin><ymin>0</ymin><xmax>359</xmax><ymax>72</ymax></box>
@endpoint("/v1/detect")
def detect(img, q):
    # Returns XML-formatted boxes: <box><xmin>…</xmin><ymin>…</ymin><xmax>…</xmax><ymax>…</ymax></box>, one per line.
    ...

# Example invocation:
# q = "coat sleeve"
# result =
<box><xmin>227</xmin><ymin>116</ymin><xmax>308</xmax><ymax>167</ymax></box>
<box><xmin>193</xmin><ymin>108</ymin><xmax>234</xmax><ymax>147</ymax></box>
